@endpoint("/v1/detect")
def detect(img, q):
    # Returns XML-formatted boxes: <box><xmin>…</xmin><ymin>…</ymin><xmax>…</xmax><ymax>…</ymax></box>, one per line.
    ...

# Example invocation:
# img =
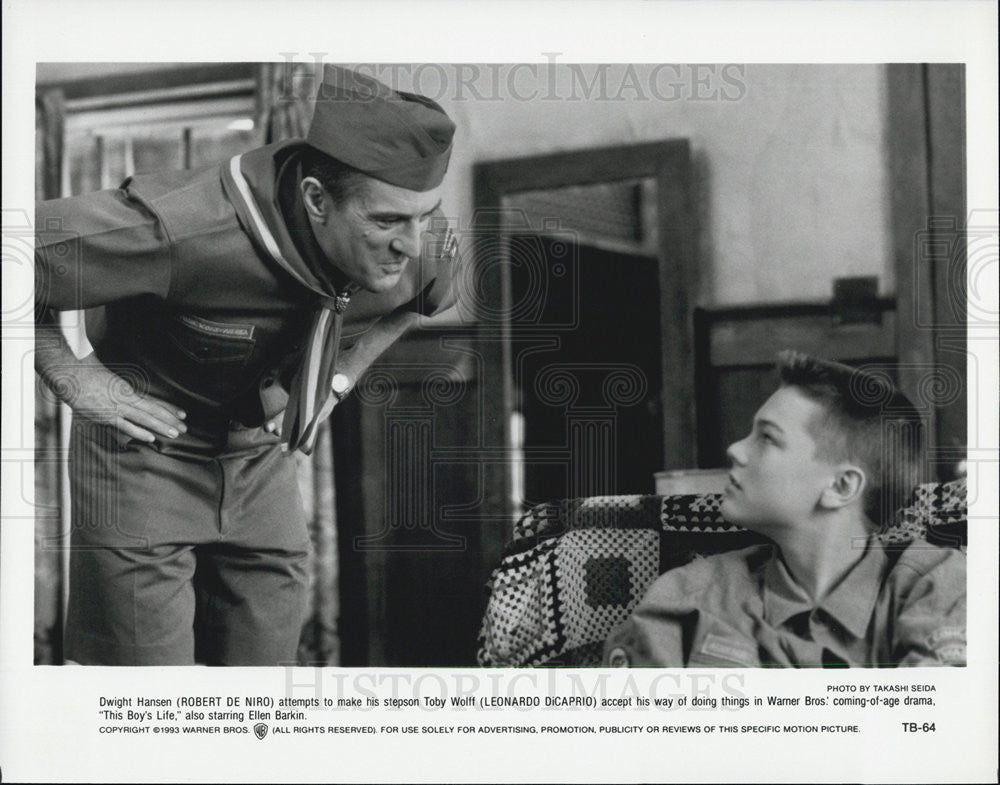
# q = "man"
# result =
<box><xmin>34</xmin><ymin>65</ymin><xmax>459</xmax><ymax>665</ymax></box>
<box><xmin>603</xmin><ymin>351</ymin><xmax>966</xmax><ymax>667</ymax></box>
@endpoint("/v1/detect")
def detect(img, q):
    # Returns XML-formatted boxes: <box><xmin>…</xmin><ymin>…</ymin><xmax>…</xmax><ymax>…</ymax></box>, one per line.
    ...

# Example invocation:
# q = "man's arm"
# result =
<box><xmin>335</xmin><ymin>309</ymin><xmax>422</xmax><ymax>383</ymax></box>
<box><xmin>35</xmin><ymin>189</ymin><xmax>185</xmax><ymax>441</ymax></box>
<box><xmin>35</xmin><ymin>310</ymin><xmax>187</xmax><ymax>443</ymax></box>
<box><xmin>265</xmin><ymin>309</ymin><xmax>420</xmax><ymax>434</ymax></box>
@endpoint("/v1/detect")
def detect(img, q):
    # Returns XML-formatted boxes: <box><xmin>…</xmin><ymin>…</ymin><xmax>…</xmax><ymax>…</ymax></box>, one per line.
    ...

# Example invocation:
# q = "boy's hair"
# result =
<box><xmin>301</xmin><ymin>146</ymin><xmax>371</xmax><ymax>208</ymax></box>
<box><xmin>777</xmin><ymin>350</ymin><xmax>926</xmax><ymax>527</ymax></box>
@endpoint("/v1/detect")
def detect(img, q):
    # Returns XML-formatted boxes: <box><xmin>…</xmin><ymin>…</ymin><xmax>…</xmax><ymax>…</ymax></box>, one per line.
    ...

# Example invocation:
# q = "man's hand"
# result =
<box><xmin>264</xmin><ymin>413</ymin><xmax>283</xmax><ymax>436</ymax></box>
<box><xmin>64</xmin><ymin>355</ymin><xmax>187</xmax><ymax>443</ymax></box>
<box><xmin>36</xmin><ymin>325</ymin><xmax>187</xmax><ymax>443</ymax></box>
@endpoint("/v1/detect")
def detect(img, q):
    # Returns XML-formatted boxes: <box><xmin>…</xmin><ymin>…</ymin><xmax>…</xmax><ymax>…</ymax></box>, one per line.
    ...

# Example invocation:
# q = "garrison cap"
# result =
<box><xmin>307</xmin><ymin>65</ymin><xmax>455</xmax><ymax>192</ymax></box>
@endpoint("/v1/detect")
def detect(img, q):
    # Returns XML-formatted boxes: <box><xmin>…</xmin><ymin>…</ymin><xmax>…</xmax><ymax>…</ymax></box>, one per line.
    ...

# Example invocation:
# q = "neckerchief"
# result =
<box><xmin>220</xmin><ymin>144</ymin><xmax>350</xmax><ymax>454</ymax></box>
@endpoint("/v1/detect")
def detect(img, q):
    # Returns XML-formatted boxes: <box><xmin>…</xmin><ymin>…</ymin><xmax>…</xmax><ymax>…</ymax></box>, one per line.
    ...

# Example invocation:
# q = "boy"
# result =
<box><xmin>603</xmin><ymin>351</ymin><xmax>966</xmax><ymax>667</ymax></box>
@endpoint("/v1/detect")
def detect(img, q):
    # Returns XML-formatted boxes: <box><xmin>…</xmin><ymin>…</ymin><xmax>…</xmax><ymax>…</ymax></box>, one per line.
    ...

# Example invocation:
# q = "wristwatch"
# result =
<box><xmin>331</xmin><ymin>372</ymin><xmax>353</xmax><ymax>402</ymax></box>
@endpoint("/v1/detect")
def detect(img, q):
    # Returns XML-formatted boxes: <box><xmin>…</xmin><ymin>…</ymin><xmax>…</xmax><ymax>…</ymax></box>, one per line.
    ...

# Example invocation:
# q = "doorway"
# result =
<box><xmin>472</xmin><ymin>140</ymin><xmax>698</xmax><ymax>560</ymax></box>
<box><xmin>513</xmin><ymin>236</ymin><xmax>664</xmax><ymax>508</ymax></box>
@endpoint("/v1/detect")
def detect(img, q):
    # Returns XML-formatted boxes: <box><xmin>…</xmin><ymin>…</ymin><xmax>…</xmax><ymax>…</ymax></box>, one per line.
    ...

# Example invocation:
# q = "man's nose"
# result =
<box><xmin>390</xmin><ymin>222</ymin><xmax>422</xmax><ymax>259</ymax></box>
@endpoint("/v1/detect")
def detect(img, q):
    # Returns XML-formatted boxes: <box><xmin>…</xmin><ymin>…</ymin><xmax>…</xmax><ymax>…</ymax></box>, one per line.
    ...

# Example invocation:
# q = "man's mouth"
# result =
<box><xmin>725</xmin><ymin>472</ymin><xmax>741</xmax><ymax>492</ymax></box>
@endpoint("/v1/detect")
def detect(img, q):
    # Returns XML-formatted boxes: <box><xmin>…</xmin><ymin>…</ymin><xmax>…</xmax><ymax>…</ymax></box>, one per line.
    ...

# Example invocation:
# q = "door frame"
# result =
<box><xmin>472</xmin><ymin>140</ymin><xmax>697</xmax><ymax>562</ymax></box>
<box><xmin>887</xmin><ymin>64</ymin><xmax>967</xmax><ymax>476</ymax></box>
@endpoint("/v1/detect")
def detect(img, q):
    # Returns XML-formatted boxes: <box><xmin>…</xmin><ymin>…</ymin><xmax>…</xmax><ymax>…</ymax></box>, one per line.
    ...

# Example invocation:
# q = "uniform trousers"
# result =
<box><xmin>65</xmin><ymin>415</ymin><xmax>309</xmax><ymax>665</ymax></box>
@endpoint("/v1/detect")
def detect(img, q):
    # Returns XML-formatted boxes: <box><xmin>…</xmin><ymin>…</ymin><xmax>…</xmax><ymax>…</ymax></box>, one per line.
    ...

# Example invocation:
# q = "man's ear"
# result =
<box><xmin>300</xmin><ymin>177</ymin><xmax>328</xmax><ymax>223</ymax></box>
<box><xmin>819</xmin><ymin>465</ymin><xmax>867</xmax><ymax>510</ymax></box>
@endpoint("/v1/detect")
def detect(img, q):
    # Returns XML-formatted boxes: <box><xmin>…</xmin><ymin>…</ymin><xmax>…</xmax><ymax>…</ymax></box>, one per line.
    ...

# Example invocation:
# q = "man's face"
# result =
<box><xmin>721</xmin><ymin>385</ymin><xmax>839</xmax><ymax>534</ymax></box>
<box><xmin>311</xmin><ymin>177</ymin><xmax>443</xmax><ymax>294</ymax></box>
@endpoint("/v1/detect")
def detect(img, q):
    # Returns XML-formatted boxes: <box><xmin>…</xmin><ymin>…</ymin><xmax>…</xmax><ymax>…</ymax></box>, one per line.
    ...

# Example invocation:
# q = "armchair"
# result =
<box><xmin>477</xmin><ymin>480</ymin><xmax>967</xmax><ymax>667</ymax></box>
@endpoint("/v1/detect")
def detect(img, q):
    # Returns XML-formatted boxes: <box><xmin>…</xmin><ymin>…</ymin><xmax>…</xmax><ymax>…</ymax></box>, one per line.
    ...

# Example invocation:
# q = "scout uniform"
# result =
<box><xmin>603</xmin><ymin>538</ymin><xmax>967</xmax><ymax>667</ymax></box>
<box><xmin>35</xmin><ymin>66</ymin><xmax>457</xmax><ymax>665</ymax></box>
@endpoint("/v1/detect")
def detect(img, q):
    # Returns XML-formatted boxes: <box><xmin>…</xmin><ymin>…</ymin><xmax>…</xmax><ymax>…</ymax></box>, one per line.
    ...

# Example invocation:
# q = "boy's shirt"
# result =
<box><xmin>602</xmin><ymin>538</ymin><xmax>966</xmax><ymax>667</ymax></box>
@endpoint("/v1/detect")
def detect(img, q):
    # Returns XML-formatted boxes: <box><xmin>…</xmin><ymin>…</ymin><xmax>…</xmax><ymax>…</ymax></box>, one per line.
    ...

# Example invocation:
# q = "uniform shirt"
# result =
<box><xmin>35</xmin><ymin>140</ymin><xmax>452</xmax><ymax>437</ymax></box>
<box><xmin>603</xmin><ymin>538</ymin><xmax>966</xmax><ymax>668</ymax></box>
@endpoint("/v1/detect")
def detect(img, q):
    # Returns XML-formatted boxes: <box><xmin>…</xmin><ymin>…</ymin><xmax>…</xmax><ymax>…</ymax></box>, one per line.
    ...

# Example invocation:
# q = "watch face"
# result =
<box><xmin>331</xmin><ymin>373</ymin><xmax>351</xmax><ymax>395</ymax></box>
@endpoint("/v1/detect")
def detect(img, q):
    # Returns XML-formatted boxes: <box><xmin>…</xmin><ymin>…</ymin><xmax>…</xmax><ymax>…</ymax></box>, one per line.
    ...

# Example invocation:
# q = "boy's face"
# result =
<box><xmin>721</xmin><ymin>385</ymin><xmax>839</xmax><ymax>534</ymax></box>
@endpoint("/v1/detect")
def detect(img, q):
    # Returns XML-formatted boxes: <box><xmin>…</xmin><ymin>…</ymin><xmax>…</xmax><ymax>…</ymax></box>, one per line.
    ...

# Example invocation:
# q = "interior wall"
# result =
<box><xmin>400</xmin><ymin>63</ymin><xmax>890</xmax><ymax>308</ymax></box>
<box><xmin>38</xmin><ymin>62</ymin><xmax>891</xmax><ymax>308</ymax></box>
<box><xmin>35</xmin><ymin>62</ymin><xmax>211</xmax><ymax>86</ymax></box>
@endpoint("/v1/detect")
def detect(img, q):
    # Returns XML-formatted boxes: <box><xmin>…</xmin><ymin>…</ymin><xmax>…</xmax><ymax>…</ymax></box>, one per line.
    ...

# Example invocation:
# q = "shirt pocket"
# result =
<box><xmin>167</xmin><ymin>314</ymin><xmax>256</xmax><ymax>364</ymax></box>
<box><xmin>145</xmin><ymin>312</ymin><xmax>259</xmax><ymax>404</ymax></box>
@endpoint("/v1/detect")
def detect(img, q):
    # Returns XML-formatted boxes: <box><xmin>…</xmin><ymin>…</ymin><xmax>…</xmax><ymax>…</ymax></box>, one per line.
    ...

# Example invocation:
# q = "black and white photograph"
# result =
<box><xmin>2</xmin><ymin>1</ymin><xmax>997</xmax><ymax>783</ymax></box>
<box><xmin>29</xmin><ymin>60</ymin><xmax>971</xmax><ymax>670</ymax></box>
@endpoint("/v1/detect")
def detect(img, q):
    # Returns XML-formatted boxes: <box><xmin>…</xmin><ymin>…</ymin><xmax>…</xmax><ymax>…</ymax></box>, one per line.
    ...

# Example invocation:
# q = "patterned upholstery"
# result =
<box><xmin>477</xmin><ymin>480</ymin><xmax>968</xmax><ymax>667</ymax></box>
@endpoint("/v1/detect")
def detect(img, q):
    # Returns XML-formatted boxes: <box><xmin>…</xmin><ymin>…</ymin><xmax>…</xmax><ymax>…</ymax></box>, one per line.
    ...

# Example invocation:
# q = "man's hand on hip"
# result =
<box><xmin>65</xmin><ymin>354</ymin><xmax>187</xmax><ymax>442</ymax></box>
<box><xmin>36</xmin><ymin>332</ymin><xmax>187</xmax><ymax>442</ymax></box>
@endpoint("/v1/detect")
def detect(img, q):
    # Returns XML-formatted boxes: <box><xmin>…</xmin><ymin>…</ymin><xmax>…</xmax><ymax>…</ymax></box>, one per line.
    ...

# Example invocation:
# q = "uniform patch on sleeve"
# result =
<box><xmin>927</xmin><ymin>626</ymin><xmax>966</xmax><ymax>664</ymax></box>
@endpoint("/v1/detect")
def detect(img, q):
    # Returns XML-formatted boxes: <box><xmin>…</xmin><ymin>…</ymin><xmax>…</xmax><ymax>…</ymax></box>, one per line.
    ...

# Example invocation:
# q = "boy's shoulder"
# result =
<box><xmin>891</xmin><ymin>537</ymin><xmax>965</xmax><ymax>567</ymax></box>
<box><xmin>884</xmin><ymin>538</ymin><xmax>966</xmax><ymax>594</ymax></box>
<box><xmin>641</xmin><ymin>543</ymin><xmax>774</xmax><ymax>607</ymax></box>
<box><xmin>879</xmin><ymin>539</ymin><xmax>966</xmax><ymax>665</ymax></box>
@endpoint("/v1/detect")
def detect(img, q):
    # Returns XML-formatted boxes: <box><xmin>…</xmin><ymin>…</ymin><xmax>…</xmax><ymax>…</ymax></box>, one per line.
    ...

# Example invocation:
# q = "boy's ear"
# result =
<box><xmin>819</xmin><ymin>465</ymin><xmax>867</xmax><ymax>510</ymax></box>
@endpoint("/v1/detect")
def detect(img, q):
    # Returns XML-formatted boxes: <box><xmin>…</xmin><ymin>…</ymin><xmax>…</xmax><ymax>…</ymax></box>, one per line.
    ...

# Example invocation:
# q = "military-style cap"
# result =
<box><xmin>307</xmin><ymin>65</ymin><xmax>455</xmax><ymax>192</ymax></box>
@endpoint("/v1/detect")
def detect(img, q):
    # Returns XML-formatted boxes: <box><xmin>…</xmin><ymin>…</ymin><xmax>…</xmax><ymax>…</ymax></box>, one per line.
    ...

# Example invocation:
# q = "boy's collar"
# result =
<box><xmin>763</xmin><ymin>537</ymin><xmax>887</xmax><ymax>639</ymax></box>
